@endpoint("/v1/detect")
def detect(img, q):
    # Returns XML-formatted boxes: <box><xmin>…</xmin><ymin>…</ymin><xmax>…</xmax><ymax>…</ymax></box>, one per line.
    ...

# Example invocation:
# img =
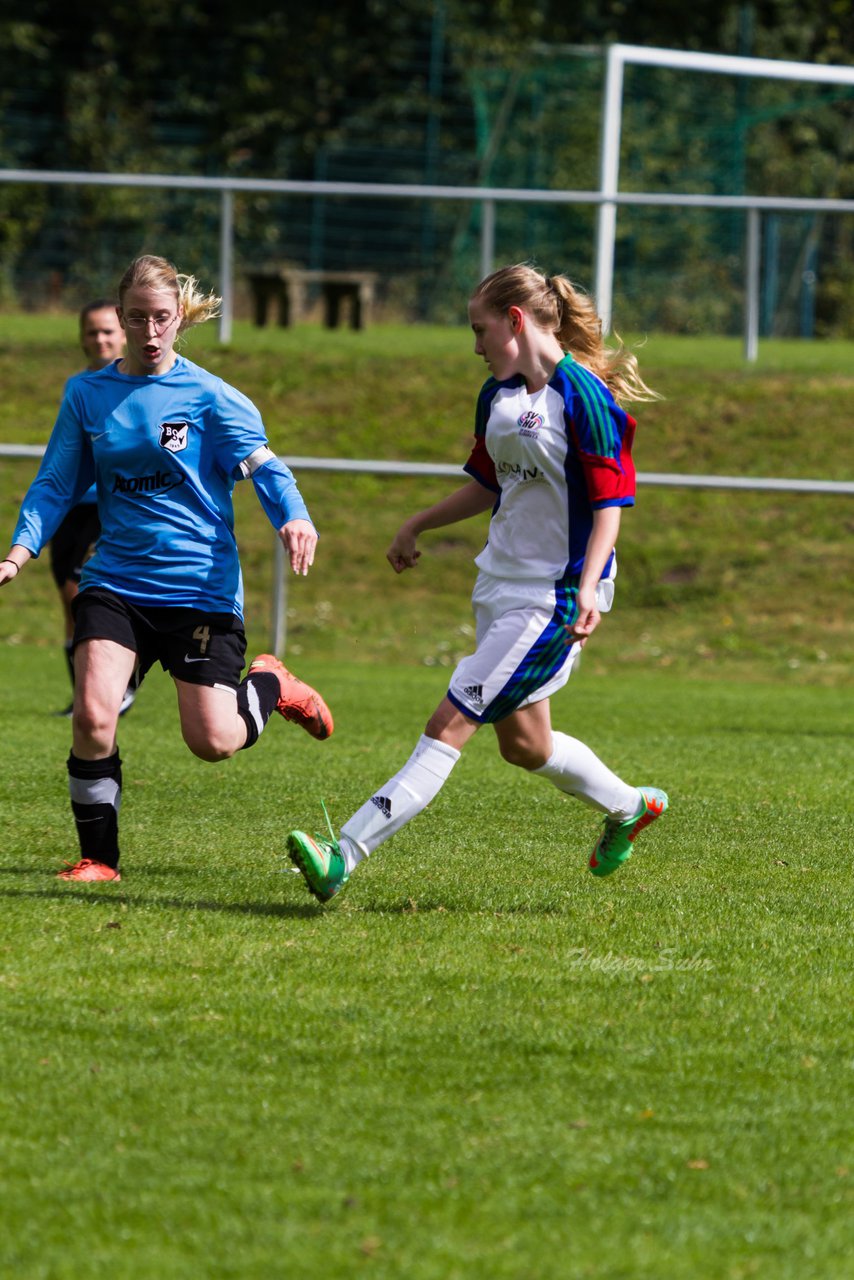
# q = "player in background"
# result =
<box><xmin>1</xmin><ymin>254</ymin><xmax>332</xmax><ymax>882</ymax></box>
<box><xmin>50</xmin><ymin>300</ymin><xmax>137</xmax><ymax>716</ymax></box>
<box><xmin>287</xmin><ymin>263</ymin><xmax>668</xmax><ymax>902</ymax></box>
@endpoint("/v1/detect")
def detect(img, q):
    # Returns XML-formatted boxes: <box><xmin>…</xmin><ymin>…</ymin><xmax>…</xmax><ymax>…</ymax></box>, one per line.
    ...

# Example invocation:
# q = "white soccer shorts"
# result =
<box><xmin>447</xmin><ymin>568</ymin><xmax>615</xmax><ymax>724</ymax></box>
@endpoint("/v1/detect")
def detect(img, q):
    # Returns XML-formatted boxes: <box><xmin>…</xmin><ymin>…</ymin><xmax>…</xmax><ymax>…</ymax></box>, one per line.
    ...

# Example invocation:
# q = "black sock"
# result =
<box><xmin>67</xmin><ymin>751</ymin><xmax>122</xmax><ymax>869</ymax></box>
<box><xmin>236</xmin><ymin>671</ymin><xmax>280</xmax><ymax>750</ymax></box>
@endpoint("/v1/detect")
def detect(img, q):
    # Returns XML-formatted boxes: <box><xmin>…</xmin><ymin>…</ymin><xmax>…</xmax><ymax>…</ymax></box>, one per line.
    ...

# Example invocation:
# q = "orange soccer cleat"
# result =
<box><xmin>247</xmin><ymin>654</ymin><xmax>333</xmax><ymax>741</ymax></box>
<box><xmin>57</xmin><ymin>858</ymin><xmax>122</xmax><ymax>882</ymax></box>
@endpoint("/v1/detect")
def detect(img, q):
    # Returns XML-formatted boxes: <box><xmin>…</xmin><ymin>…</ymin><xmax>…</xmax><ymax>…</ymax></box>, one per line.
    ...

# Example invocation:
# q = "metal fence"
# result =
<box><xmin>1</xmin><ymin>172</ymin><xmax>853</xmax><ymax>362</ymax></box>
<box><xmin>3</xmin><ymin>44</ymin><xmax>854</xmax><ymax>348</ymax></box>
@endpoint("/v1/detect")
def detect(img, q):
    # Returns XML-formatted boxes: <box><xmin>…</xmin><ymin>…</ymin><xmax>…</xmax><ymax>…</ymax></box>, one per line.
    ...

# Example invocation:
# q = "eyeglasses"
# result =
<box><xmin>122</xmin><ymin>311</ymin><xmax>178</xmax><ymax>334</ymax></box>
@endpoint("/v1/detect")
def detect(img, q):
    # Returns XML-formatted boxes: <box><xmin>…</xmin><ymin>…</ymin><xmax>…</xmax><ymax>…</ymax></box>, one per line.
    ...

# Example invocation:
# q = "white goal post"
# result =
<box><xmin>594</xmin><ymin>44</ymin><xmax>854</xmax><ymax>339</ymax></box>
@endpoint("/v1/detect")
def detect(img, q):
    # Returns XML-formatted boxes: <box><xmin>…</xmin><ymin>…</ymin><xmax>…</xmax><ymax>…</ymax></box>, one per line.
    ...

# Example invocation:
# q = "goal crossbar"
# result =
<box><xmin>595</xmin><ymin>44</ymin><xmax>854</xmax><ymax>335</ymax></box>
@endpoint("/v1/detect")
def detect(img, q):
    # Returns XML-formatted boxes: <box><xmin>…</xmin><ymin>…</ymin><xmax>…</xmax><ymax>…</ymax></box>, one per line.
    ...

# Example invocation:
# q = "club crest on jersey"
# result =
<box><xmin>517</xmin><ymin>410</ymin><xmax>543</xmax><ymax>438</ymax></box>
<box><xmin>158</xmin><ymin>421</ymin><xmax>190</xmax><ymax>453</ymax></box>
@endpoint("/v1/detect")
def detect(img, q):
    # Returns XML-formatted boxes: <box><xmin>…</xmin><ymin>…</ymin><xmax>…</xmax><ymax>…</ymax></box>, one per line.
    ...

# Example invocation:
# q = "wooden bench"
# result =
<box><xmin>245</xmin><ymin>267</ymin><xmax>378</xmax><ymax>330</ymax></box>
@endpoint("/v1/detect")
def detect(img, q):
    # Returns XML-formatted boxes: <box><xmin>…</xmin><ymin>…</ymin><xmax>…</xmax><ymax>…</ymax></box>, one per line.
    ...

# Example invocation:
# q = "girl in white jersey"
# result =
<box><xmin>287</xmin><ymin>264</ymin><xmax>668</xmax><ymax>902</ymax></box>
<box><xmin>0</xmin><ymin>255</ymin><xmax>333</xmax><ymax>882</ymax></box>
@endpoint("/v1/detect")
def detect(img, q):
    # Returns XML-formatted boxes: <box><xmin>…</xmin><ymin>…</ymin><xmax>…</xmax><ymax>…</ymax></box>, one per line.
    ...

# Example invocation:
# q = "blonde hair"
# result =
<box><xmin>471</xmin><ymin>264</ymin><xmax>659</xmax><ymax>404</ymax></box>
<box><xmin>117</xmin><ymin>255</ymin><xmax>221</xmax><ymax>334</ymax></box>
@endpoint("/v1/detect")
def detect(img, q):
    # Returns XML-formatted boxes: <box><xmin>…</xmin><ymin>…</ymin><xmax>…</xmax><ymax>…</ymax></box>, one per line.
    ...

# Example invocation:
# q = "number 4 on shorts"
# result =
<box><xmin>193</xmin><ymin>625</ymin><xmax>210</xmax><ymax>655</ymax></box>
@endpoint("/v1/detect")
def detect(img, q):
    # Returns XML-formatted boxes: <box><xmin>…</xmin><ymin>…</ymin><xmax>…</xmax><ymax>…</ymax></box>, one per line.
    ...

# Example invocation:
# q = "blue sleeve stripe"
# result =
<box><xmin>474</xmin><ymin>377</ymin><xmax>501</xmax><ymax>436</ymax></box>
<box><xmin>563</xmin><ymin>362</ymin><xmax>620</xmax><ymax>459</ymax></box>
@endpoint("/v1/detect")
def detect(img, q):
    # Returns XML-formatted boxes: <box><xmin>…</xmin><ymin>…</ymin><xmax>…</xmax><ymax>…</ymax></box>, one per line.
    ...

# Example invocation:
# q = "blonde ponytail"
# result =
<box><xmin>176</xmin><ymin>272</ymin><xmax>222</xmax><ymax>332</ymax></box>
<box><xmin>472</xmin><ymin>264</ymin><xmax>659</xmax><ymax>405</ymax></box>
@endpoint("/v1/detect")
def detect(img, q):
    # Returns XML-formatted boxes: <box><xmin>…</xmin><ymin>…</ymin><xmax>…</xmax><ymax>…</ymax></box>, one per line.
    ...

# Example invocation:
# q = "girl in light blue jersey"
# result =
<box><xmin>1</xmin><ymin>255</ymin><xmax>333</xmax><ymax>882</ymax></box>
<box><xmin>49</xmin><ymin>299</ymin><xmax>134</xmax><ymax>717</ymax></box>
<box><xmin>287</xmin><ymin>264</ymin><xmax>668</xmax><ymax>902</ymax></box>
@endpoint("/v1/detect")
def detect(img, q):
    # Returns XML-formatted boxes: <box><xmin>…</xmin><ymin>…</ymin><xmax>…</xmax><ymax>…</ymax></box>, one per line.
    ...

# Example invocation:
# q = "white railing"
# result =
<box><xmin>3</xmin><ymin>442</ymin><xmax>850</xmax><ymax>655</ymax></box>
<box><xmin>5</xmin><ymin>442</ymin><xmax>851</xmax><ymax>494</ymax></box>
<box><xmin>4</xmin><ymin>445</ymin><xmax>849</xmax><ymax>653</ymax></box>
<box><xmin>265</xmin><ymin>457</ymin><xmax>854</xmax><ymax>652</ymax></box>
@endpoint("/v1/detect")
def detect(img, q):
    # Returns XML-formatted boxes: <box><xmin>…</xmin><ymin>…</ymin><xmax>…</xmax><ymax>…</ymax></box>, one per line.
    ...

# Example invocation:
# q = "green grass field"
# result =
<box><xmin>1</xmin><ymin>653</ymin><xmax>851</xmax><ymax>1279</ymax></box>
<box><xmin>0</xmin><ymin>319</ymin><xmax>852</xmax><ymax>1277</ymax></box>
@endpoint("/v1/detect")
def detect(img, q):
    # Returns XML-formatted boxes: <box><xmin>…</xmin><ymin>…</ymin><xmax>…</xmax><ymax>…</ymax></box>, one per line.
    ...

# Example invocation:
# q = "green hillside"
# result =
<box><xmin>0</xmin><ymin>317</ymin><xmax>850</xmax><ymax>684</ymax></box>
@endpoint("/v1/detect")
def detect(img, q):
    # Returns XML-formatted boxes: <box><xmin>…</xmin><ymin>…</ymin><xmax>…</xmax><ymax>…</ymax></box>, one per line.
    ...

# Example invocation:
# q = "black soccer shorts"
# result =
<box><xmin>49</xmin><ymin>504</ymin><xmax>102</xmax><ymax>588</ymax></box>
<box><xmin>72</xmin><ymin>587</ymin><xmax>247</xmax><ymax>689</ymax></box>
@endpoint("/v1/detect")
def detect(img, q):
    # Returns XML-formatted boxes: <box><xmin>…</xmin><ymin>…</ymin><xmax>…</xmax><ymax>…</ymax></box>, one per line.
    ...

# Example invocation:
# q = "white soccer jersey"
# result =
<box><xmin>463</xmin><ymin>354</ymin><xmax>637</xmax><ymax>584</ymax></box>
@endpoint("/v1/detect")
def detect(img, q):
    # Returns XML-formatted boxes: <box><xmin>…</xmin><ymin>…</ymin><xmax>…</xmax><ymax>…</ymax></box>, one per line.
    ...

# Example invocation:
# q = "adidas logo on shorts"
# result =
<box><xmin>462</xmin><ymin>684</ymin><xmax>484</xmax><ymax>705</ymax></box>
<box><xmin>371</xmin><ymin>794</ymin><xmax>392</xmax><ymax>820</ymax></box>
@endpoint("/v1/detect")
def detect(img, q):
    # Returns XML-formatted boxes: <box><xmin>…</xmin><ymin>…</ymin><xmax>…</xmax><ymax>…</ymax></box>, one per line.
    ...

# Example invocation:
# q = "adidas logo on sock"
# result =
<box><xmin>462</xmin><ymin>683</ymin><xmax>484</xmax><ymax>705</ymax></box>
<box><xmin>370</xmin><ymin>794</ymin><xmax>392</xmax><ymax>820</ymax></box>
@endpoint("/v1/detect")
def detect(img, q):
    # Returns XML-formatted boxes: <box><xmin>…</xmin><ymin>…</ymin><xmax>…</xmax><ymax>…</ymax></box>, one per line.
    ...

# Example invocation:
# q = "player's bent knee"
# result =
<box><xmin>498</xmin><ymin>739</ymin><xmax>548</xmax><ymax>770</ymax></box>
<box><xmin>182</xmin><ymin>725</ymin><xmax>240</xmax><ymax>762</ymax></box>
<box><xmin>73</xmin><ymin>701</ymin><xmax>118</xmax><ymax>747</ymax></box>
<box><xmin>187</xmin><ymin>743</ymin><xmax>233</xmax><ymax>763</ymax></box>
<box><xmin>184</xmin><ymin>736</ymin><xmax>234</xmax><ymax>763</ymax></box>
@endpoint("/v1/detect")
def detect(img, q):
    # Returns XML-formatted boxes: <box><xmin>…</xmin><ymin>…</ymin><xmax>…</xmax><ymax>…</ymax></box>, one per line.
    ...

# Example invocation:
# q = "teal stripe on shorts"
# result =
<box><xmin>480</xmin><ymin>582</ymin><xmax>579</xmax><ymax>724</ymax></box>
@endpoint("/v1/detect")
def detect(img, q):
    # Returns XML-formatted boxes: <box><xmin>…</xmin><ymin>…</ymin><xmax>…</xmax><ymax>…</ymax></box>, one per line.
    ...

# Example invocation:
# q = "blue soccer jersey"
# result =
<box><xmin>13</xmin><ymin>355</ymin><xmax>311</xmax><ymax>617</ymax></box>
<box><xmin>62</xmin><ymin>371</ymin><xmax>98</xmax><ymax>506</ymax></box>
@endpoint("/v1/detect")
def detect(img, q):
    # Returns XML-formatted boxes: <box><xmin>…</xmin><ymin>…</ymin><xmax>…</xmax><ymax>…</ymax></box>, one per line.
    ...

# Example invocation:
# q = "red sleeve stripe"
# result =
<box><xmin>464</xmin><ymin>434</ymin><xmax>499</xmax><ymax>492</ymax></box>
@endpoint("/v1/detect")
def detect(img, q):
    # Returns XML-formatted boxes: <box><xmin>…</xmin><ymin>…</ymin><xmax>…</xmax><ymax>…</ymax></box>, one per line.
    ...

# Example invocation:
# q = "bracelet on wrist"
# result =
<box><xmin>2</xmin><ymin>559</ymin><xmax>20</xmax><ymax>573</ymax></box>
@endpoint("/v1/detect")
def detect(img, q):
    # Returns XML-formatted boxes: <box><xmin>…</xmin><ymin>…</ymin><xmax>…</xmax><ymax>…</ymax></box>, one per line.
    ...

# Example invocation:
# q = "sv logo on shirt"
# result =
<box><xmin>159</xmin><ymin>421</ymin><xmax>190</xmax><ymax>453</ymax></box>
<box><xmin>517</xmin><ymin>411</ymin><xmax>543</xmax><ymax>437</ymax></box>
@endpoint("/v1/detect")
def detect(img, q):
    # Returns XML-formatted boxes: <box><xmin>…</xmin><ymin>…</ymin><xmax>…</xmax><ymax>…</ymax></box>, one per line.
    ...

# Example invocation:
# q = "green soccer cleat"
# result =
<box><xmin>287</xmin><ymin>830</ymin><xmax>349</xmax><ymax>903</ymax></box>
<box><xmin>588</xmin><ymin>787</ymin><xmax>669</xmax><ymax>878</ymax></box>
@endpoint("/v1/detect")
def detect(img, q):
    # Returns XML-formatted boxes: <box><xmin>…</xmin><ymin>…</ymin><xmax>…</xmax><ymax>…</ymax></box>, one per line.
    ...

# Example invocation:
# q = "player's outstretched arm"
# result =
<box><xmin>0</xmin><ymin>546</ymin><xmax>31</xmax><ymax>587</ymax></box>
<box><xmin>387</xmin><ymin>479</ymin><xmax>494</xmax><ymax>574</ymax></box>
<box><xmin>278</xmin><ymin>518</ymin><xmax>318</xmax><ymax>577</ymax></box>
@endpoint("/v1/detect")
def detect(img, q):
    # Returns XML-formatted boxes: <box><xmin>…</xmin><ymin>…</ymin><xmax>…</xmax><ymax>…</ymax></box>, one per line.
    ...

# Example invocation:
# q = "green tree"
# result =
<box><xmin>0</xmin><ymin>1</ymin><xmax>849</xmax><ymax>326</ymax></box>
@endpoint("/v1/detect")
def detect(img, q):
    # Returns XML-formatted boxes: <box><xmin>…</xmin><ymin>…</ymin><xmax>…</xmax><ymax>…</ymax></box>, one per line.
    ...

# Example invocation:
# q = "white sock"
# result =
<box><xmin>339</xmin><ymin>734</ymin><xmax>460</xmax><ymax>872</ymax></box>
<box><xmin>533</xmin><ymin>731</ymin><xmax>641</xmax><ymax>819</ymax></box>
